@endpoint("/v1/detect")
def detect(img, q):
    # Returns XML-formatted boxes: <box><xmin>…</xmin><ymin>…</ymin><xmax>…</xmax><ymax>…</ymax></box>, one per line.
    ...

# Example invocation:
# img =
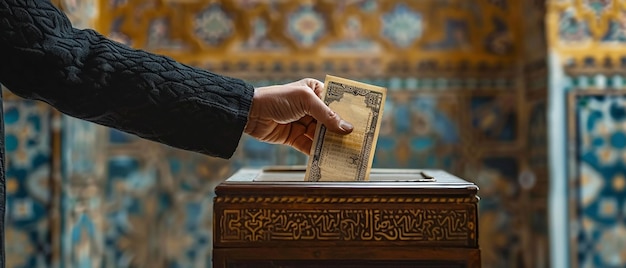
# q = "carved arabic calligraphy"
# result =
<box><xmin>219</xmin><ymin>208</ymin><xmax>475</xmax><ymax>245</ymax></box>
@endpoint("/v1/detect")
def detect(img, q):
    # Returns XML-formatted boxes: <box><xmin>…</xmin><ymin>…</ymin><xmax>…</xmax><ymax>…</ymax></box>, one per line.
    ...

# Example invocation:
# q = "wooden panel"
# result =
<box><xmin>214</xmin><ymin>247</ymin><xmax>481</xmax><ymax>268</ymax></box>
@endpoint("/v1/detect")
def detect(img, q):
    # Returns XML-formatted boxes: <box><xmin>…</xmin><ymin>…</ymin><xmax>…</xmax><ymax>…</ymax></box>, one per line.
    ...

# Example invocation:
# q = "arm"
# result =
<box><xmin>0</xmin><ymin>0</ymin><xmax>253</xmax><ymax>158</ymax></box>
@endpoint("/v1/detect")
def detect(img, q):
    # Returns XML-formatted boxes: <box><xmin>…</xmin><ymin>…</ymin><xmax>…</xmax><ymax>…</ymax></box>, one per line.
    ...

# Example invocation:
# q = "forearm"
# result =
<box><xmin>0</xmin><ymin>0</ymin><xmax>253</xmax><ymax>158</ymax></box>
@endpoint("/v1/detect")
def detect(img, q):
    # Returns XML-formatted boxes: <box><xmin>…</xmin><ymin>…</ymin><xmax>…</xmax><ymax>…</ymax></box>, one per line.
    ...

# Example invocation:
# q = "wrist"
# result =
<box><xmin>244</xmin><ymin>87</ymin><xmax>259</xmax><ymax>135</ymax></box>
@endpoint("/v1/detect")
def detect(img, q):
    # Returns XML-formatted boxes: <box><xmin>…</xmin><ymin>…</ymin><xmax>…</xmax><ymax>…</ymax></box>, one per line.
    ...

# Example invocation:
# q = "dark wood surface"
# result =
<box><xmin>214</xmin><ymin>247</ymin><xmax>481</xmax><ymax>268</ymax></box>
<box><xmin>213</xmin><ymin>168</ymin><xmax>481</xmax><ymax>267</ymax></box>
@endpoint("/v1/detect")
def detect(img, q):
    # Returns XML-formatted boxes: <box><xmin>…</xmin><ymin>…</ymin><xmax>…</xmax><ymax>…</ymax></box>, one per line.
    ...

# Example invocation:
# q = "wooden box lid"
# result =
<box><xmin>215</xmin><ymin>166</ymin><xmax>479</xmax><ymax>197</ymax></box>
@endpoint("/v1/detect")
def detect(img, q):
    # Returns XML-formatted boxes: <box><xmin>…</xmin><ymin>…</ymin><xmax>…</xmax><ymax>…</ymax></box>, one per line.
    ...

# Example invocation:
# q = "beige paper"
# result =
<box><xmin>305</xmin><ymin>75</ymin><xmax>387</xmax><ymax>181</ymax></box>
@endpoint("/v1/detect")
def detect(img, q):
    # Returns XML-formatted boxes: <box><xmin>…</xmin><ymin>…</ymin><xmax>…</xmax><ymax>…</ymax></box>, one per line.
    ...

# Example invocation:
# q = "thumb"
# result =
<box><xmin>307</xmin><ymin>96</ymin><xmax>353</xmax><ymax>135</ymax></box>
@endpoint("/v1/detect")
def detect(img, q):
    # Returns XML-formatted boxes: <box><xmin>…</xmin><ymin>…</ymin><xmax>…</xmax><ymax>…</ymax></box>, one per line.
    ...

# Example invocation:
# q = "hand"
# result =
<box><xmin>244</xmin><ymin>78</ymin><xmax>354</xmax><ymax>155</ymax></box>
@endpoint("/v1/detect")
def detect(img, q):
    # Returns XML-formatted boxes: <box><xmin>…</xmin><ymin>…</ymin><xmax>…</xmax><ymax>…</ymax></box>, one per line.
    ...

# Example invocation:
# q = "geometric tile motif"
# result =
<box><xmin>485</xmin><ymin>17</ymin><xmax>514</xmax><ymax>55</ymax></box>
<box><xmin>423</xmin><ymin>19</ymin><xmax>470</xmax><ymax>50</ymax></box>
<box><xmin>325</xmin><ymin>16</ymin><xmax>380</xmax><ymax>52</ymax></box>
<box><xmin>358</xmin><ymin>0</ymin><xmax>378</xmax><ymax>12</ymax></box>
<box><xmin>60</xmin><ymin>117</ymin><xmax>105</xmax><ymax>268</ymax></box>
<box><xmin>102</xmin><ymin>154</ymin><xmax>216</xmax><ymax>268</ymax></box>
<box><xmin>240</xmin><ymin>18</ymin><xmax>284</xmax><ymax>51</ymax></box>
<box><xmin>61</xmin><ymin>124</ymin><xmax>231</xmax><ymax>267</ymax></box>
<box><xmin>194</xmin><ymin>4</ymin><xmax>234</xmax><ymax>46</ymax></box>
<box><xmin>573</xmin><ymin>94</ymin><xmax>626</xmax><ymax>267</ymax></box>
<box><xmin>602</xmin><ymin>18</ymin><xmax>626</xmax><ymax>43</ymax></box>
<box><xmin>373</xmin><ymin>93</ymin><xmax>461</xmax><ymax>170</ymax></box>
<box><xmin>147</xmin><ymin>18</ymin><xmax>187</xmax><ymax>50</ymax></box>
<box><xmin>582</xmin><ymin>0</ymin><xmax>613</xmax><ymax>17</ymax></box>
<box><xmin>97</xmin><ymin>0</ymin><xmax>525</xmax><ymax>79</ymax></box>
<box><xmin>3</xmin><ymin>100</ymin><xmax>52</xmax><ymax>268</ymax></box>
<box><xmin>108</xmin><ymin>17</ymin><xmax>133</xmax><ymax>46</ymax></box>
<box><xmin>470</xmin><ymin>95</ymin><xmax>517</xmax><ymax>142</ymax></box>
<box><xmin>381</xmin><ymin>3</ymin><xmax>423</xmax><ymax>48</ymax></box>
<box><xmin>558</xmin><ymin>9</ymin><xmax>592</xmax><ymax>43</ymax></box>
<box><xmin>287</xmin><ymin>5</ymin><xmax>326</xmax><ymax>47</ymax></box>
<box><xmin>548</xmin><ymin>0</ymin><xmax>626</xmax><ymax>263</ymax></box>
<box><xmin>474</xmin><ymin>156</ymin><xmax>522</xmax><ymax>268</ymax></box>
<box><xmin>60</xmin><ymin>0</ymin><xmax>97</xmax><ymax>32</ymax></box>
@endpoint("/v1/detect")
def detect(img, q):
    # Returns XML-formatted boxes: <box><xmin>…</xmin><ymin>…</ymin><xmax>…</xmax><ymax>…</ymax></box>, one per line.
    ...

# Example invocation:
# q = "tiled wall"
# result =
<box><xmin>1</xmin><ymin>0</ymin><xmax>557</xmax><ymax>267</ymax></box>
<box><xmin>547</xmin><ymin>0</ymin><xmax>626</xmax><ymax>267</ymax></box>
<box><xmin>3</xmin><ymin>97</ymin><xmax>53</xmax><ymax>268</ymax></box>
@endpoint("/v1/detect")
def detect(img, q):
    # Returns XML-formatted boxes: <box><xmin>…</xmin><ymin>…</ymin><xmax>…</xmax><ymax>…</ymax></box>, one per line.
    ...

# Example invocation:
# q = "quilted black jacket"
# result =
<box><xmin>0</xmin><ymin>0</ymin><xmax>255</xmax><ymax>265</ymax></box>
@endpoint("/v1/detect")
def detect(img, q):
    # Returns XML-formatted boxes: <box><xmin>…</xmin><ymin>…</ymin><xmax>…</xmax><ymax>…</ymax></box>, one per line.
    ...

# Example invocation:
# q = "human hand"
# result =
<box><xmin>244</xmin><ymin>78</ymin><xmax>353</xmax><ymax>155</ymax></box>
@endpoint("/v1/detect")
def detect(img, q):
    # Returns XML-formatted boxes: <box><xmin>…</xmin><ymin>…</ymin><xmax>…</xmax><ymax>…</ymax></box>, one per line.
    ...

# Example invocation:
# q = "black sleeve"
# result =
<box><xmin>0</xmin><ymin>0</ymin><xmax>254</xmax><ymax>158</ymax></box>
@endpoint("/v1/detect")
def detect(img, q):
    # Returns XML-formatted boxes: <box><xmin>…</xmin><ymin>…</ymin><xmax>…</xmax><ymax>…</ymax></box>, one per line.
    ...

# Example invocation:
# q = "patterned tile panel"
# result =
<box><xmin>97</xmin><ymin>0</ymin><xmax>523</xmax><ymax>78</ymax></box>
<box><xmin>240</xmin><ymin>18</ymin><xmax>285</xmax><ymax>51</ymax></box>
<box><xmin>381</xmin><ymin>4</ymin><xmax>423</xmax><ymax>48</ymax></box>
<box><xmin>582</xmin><ymin>0</ymin><xmax>613</xmax><ymax>17</ymax></box>
<box><xmin>373</xmin><ymin>93</ymin><xmax>462</xmax><ymax>171</ymax></box>
<box><xmin>602</xmin><ymin>16</ymin><xmax>626</xmax><ymax>43</ymax></box>
<box><xmin>61</xmin><ymin>117</ymin><xmax>106</xmax><ymax>267</ymax></box>
<box><xmin>558</xmin><ymin>8</ymin><xmax>592</xmax><ymax>43</ymax></box>
<box><xmin>194</xmin><ymin>4</ymin><xmax>234</xmax><ymax>46</ymax></box>
<box><xmin>62</xmin><ymin>124</ymin><xmax>231</xmax><ymax>268</ymax></box>
<box><xmin>546</xmin><ymin>2</ymin><xmax>626</xmax><ymax>265</ymax></box>
<box><xmin>287</xmin><ymin>4</ymin><xmax>327</xmax><ymax>47</ymax></box>
<box><xmin>570</xmin><ymin>93</ymin><xmax>626</xmax><ymax>268</ymax></box>
<box><xmin>3</xmin><ymin>100</ymin><xmax>52</xmax><ymax>268</ymax></box>
<box><xmin>549</xmin><ymin>0</ymin><xmax>626</xmax><ymax>64</ymax></box>
<box><xmin>470</xmin><ymin>95</ymin><xmax>518</xmax><ymax>142</ymax></box>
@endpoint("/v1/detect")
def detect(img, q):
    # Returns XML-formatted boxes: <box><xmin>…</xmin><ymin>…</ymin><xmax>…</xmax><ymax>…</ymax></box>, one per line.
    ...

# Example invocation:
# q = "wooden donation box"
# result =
<box><xmin>213</xmin><ymin>167</ymin><xmax>480</xmax><ymax>267</ymax></box>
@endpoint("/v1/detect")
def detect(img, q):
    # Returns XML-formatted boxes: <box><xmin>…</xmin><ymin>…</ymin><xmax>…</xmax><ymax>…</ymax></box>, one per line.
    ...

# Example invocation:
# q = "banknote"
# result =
<box><xmin>305</xmin><ymin>75</ymin><xmax>387</xmax><ymax>181</ymax></box>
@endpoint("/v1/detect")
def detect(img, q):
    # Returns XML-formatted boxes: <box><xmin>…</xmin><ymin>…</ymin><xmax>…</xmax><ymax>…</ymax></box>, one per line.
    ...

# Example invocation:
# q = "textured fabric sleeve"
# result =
<box><xmin>0</xmin><ymin>0</ymin><xmax>254</xmax><ymax>158</ymax></box>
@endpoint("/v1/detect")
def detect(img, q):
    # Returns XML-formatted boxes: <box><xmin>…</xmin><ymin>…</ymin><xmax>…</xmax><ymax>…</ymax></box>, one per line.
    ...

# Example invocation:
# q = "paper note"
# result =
<box><xmin>305</xmin><ymin>75</ymin><xmax>387</xmax><ymax>181</ymax></box>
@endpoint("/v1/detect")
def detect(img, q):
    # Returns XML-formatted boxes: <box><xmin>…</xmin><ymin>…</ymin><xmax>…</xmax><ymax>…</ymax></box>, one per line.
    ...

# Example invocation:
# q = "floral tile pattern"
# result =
<box><xmin>325</xmin><ymin>16</ymin><xmax>380</xmax><ymax>52</ymax></box>
<box><xmin>3</xmin><ymin>100</ymin><xmax>52</xmax><ymax>268</ymax></box>
<box><xmin>559</xmin><ymin>8</ymin><xmax>592</xmax><ymax>43</ymax></box>
<box><xmin>470</xmin><ymin>95</ymin><xmax>517</xmax><ymax>142</ymax></box>
<box><xmin>194</xmin><ymin>4</ymin><xmax>234</xmax><ymax>46</ymax></box>
<box><xmin>373</xmin><ymin>94</ymin><xmax>461</xmax><ymax>170</ymax></box>
<box><xmin>240</xmin><ymin>18</ymin><xmax>285</xmax><ymax>51</ymax></box>
<box><xmin>602</xmin><ymin>16</ymin><xmax>626</xmax><ymax>43</ymax></box>
<box><xmin>287</xmin><ymin>5</ymin><xmax>326</xmax><ymax>47</ymax></box>
<box><xmin>582</xmin><ymin>0</ymin><xmax>613</xmax><ymax>17</ymax></box>
<box><xmin>572</xmin><ymin>94</ymin><xmax>626</xmax><ymax>268</ymax></box>
<box><xmin>485</xmin><ymin>17</ymin><xmax>515</xmax><ymax>55</ymax></box>
<box><xmin>381</xmin><ymin>4</ymin><xmax>423</xmax><ymax>48</ymax></box>
<box><xmin>148</xmin><ymin>18</ymin><xmax>187</xmax><ymax>50</ymax></box>
<box><xmin>423</xmin><ymin>19</ymin><xmax>470</xmax><ymax>50</ymax></box>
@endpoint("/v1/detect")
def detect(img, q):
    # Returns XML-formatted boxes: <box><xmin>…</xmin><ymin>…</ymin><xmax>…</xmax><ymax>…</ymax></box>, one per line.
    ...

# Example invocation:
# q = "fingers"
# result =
<box><xmin>305</xmin><ymin>121</ymin><xmax>316</xmax><ymax>139</ymax></box>
<box><xmin>291</xmin><ymin>134</ymin><xmax>313</xmax><ymax>155</ymax></box>
<box><xmin>249</xmin><ymin>78</ymin><xmax>353</xmax><ymax>156</ymax></box>
<box><xmin>297</xmin><ymin>78</ymin><xmax>325</xmax><ymax>98</ymax></box>
<box><xmin>289</xmin><ymin>118</ymin><xmax>315</xmax><ymax>155</ymax></box>
<box><xmin>294</xmin><ymin>116</ymin><xmax>317</xmax><ymax>139</ymax></box>
<box><xmin>305</xmin><ymin>91</ymin><xmax>353</xmax><ymax>135</ymax></box>
<box><xmin>308</xmin><ymin>79</ymin><xmax>325</xmax><ymax>98</ymax></box>
<box><xmin>295</xmin><ymin>79</ymin><xmax>353</xmax><ymax>135</ymax></box>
